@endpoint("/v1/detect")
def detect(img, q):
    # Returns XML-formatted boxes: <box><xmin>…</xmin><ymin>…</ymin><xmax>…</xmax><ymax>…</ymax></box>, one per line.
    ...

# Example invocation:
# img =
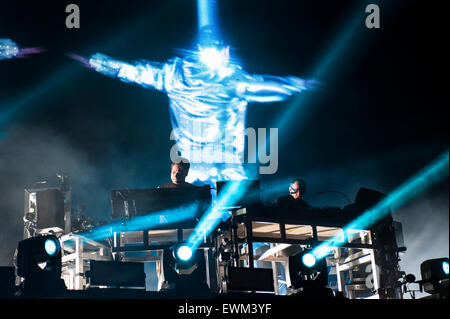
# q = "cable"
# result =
<box><xmin>317</xmin><ymin>190</ymin><xmax>352</xmax><ymax>205</ymax></box>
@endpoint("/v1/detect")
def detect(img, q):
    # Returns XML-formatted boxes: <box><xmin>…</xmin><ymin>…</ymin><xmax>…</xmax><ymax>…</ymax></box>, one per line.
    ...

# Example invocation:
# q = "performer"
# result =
<box><xmin>275</xmin><ymin>178</ymin><xmax>313</xmax><ymax>211</ymax></box>
<box><xmin>156</xmin><ymin>157</ymin><xmax>204</xmax><ymax>290</ymax></box>
<box><xmin>158</xmin><ymin>158</ymin><xmax>197</xmax><ymax>189</ymax></box>
<box><xmin>0</xmin><ymin>39</ymin><xmax>43</xmax><ymax>60</ymax></box>
<box><xmin>70</xmin><ymin>26</ymin><xmax>317</xmax><ymax>185</ymax></box>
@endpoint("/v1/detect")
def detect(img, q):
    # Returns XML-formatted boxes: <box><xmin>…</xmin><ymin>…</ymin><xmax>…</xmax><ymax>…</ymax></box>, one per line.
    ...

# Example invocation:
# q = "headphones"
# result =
<box><xmin>290</xmin><ymin>179</ymin><xmax>306</xmax><ymax>195</ymax></box>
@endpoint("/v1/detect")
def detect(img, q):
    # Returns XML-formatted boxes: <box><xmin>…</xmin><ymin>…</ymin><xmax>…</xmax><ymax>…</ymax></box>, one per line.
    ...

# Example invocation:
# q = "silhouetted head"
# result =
<box><xmin>289</xmin><ymin>178</ymin><xmax>306</xmax><ymax>200</ymax></box>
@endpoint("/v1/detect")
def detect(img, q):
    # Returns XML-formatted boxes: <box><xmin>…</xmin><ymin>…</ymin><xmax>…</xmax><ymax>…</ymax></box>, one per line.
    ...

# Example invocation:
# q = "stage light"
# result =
<box><xmin>296</xmin><ymin>249</ymin><xmax>320</xmax><ymax>273</ymax></box>
<box><xmin>421</xmin><ymin>258</ymin><xmax>449</xmax><ymax>282</ymax></box>
<box><xmin>17</xmin><ymin>235</ymin><xmax>62</xmax><ymax>278</ymax></box>
<box><xmin>174</xmin><ymin>244</ymin><xmax>194</xmax><ymax>262</ymax></box>
<box><xmin>162</xmin><ymin>243</ymin><xmax>210</xmax><ymax>296</ymax></box>
<box><xmin>312</xmin><ymin>150</ymin><xmax>449</xmax><ymax>261</ymax></box>
<box><xmin>301</xmin><ymin>252</ymin><xmax>317</xmax><ymax>268</ymax></box>
<box><xmin>44</xmin><ymin>237</ymin><xmax>59</xmax><ymax>256</ymax></box>
<box><xmin>16</xmin><ymin>235</ymin><xmax>66</xmax><ymax>296</ymax></box>
<box><xmin>443</xmin><ymin>261</ymin><xmax>449</xmax><ymax>275</ymax></box>
<box><xmin>420</xmin><ymin>258</ymin><xmax>449</xmax><ymax>296</ymax></box>
<box><xmin>169</xmin><ymin>243</ymin><xmax>205</xmax><ymax>272</ymax></box>
<box><xmin>288</xmin><ymin>248</ymin><xmax>328</xmax><ymax>290</ymax></box>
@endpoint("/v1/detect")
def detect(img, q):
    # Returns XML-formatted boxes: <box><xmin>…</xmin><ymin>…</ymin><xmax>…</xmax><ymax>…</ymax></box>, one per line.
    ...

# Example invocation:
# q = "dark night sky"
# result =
<box><xmin>0</xmin><ymin>0</ymin><xmax>448</xmax><ymax>289</ymax></box>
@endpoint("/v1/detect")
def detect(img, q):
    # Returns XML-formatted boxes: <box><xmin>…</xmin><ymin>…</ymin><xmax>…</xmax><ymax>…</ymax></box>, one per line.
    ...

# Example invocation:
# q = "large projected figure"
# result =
<box><xmin>74</xmin><ymin>0</ymin><xmax>315</xmax><ymax>185</ymax></box>
<box><xmin>77</xmin><ymin>27</ymin><xmax>314</xmax><ymax>184</ymax></box>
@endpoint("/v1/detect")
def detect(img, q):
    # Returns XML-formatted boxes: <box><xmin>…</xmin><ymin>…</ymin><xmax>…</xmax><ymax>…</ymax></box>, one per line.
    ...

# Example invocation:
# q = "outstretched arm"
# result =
<box><xmin>86</xmin><ymin>53</ymin><xmax>165</xmax><ymax>91</ymax></box>
<box><xmin>236</xmin><ymin>74</ymin><xmax>319</xmax><ymax>103</ymax></box>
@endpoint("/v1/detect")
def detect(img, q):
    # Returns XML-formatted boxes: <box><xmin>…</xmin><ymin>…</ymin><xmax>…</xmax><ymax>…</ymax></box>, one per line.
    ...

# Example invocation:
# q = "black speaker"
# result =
<box><xmin>354</xmin><ymin>188</ymin><xmax>386</xmax><ymax>212</ymax></box>
<box><xmin>420</xmin><ymin>258</ymin><xmax>449</xmax><ymax>293</ymax></box>
<box><xmin>36</xmin><ymin>189</ymin><xmax>65</xmax><ymax>232</ymax></box>
<box><xmin>89</xmin><ymin>261</ymin><xmax>146</xmax><ymax>288</ymax></box>
<box><xmin>0</xmin><ymin>267</ymin><xmax>16</xmax><ymax>298</ymax></box>
<box><xmin>227</xmin><ymin>267</ymin><xmax>274</xmax><ymax>292</ymax></box>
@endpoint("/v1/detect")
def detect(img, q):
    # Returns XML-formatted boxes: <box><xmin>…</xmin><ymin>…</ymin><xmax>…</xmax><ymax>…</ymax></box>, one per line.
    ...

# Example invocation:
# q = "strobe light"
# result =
<box><xmin>420</xmin><ymin>257</ymin><xmax>449</xmax><ymax>294</ymax></box>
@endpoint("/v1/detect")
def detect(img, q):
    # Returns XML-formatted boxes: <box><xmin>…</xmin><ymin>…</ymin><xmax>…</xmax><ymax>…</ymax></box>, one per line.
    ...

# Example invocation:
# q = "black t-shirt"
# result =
<box><xmin>274</xmin><ymin>194</ymin><xmax>313</xmax><ymax>211</ymax></box>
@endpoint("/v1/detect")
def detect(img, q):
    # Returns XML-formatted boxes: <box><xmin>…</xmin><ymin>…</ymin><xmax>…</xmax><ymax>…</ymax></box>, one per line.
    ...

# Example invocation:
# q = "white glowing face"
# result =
<box><xmin>198</xmin><ymin>46</ymin><xmax>230</xmax><ymax>70</ymax></box>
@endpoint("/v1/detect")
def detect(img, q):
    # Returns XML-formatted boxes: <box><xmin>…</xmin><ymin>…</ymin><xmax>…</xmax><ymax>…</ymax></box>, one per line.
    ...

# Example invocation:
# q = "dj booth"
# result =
<box><xmin>226</xmin><ymin>206</ymin><xmax>382</xmax><ymax>296</ymax></box>
<box><xmin>109</xmin><ymin>186</ymin><xmax>212</xmax><ymax>252</ymax></box>
<box><xmin>19</xmin><ymin>181</ymin><xmax>404</xmax><ymax>298</ymax></box>
<box><xmin>108</xmin><ymin>185</ymin><xmax>218</xmax><ymax>291</ymax></box>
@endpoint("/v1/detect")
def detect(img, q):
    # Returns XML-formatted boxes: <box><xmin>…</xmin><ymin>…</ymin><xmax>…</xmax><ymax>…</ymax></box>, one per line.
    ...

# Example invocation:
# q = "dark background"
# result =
<box><xmin>0</xmin><ymin>0</ymin><xmax>448</xmax><ymax>296</ymax></box>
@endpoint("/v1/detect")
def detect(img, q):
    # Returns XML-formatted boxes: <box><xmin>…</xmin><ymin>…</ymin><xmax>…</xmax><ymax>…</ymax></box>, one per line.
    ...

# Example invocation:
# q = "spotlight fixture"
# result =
<box><xmin>163</xmin><ymin>243</ymin><xmax>209</xmax><ymax>296</ymax></box>
<box><xmin>16</xmin><ymin>235</ymin><xmax>66</xmax><ymax>296</ymax></box>
<box><xmin>288</xmin><ymin>249</ymin><xmax>328</xmax><ymax>289</ymax></box>
<box><xmin>17</xmin><ymin>235</ymin><xmax>62</xmax><ymax>278</ymax></box>
<box><xmin>442</xmin><ymin>261</ymin><xmax>449</xmax><ymax>276</ymax></box>
<box><xmin>295</xmin><ymin>249</ymin><xmax>320</xmax><ymax>274</ymax></box>
<box><xmin>301</xmin><ymin>252</ymin><xmax>317</xmax><ymax>269</ymax></box>
<box><xmin>44</xmin><ymin>237</ymin><xmax>60</xmax><ymax>256</ymax></box>
<box><xmin>174</xmin><ymin>243</ymin><xmax>194</xmax><ymax>263</ymax></box>
<box><xmin>420</xmin><ymin>257</ymin><xmax>449</xmax><ymax>294</ymax></box>
<box><xmin>170</xmin><ymin>242</ymin><xmax>202</xmax><ymax>272</ymax></box>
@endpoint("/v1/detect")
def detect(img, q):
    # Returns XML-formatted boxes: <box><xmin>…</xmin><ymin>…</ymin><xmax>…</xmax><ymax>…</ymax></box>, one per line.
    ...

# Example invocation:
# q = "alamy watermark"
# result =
<box><xmin>169</xmin><ymin>126</ymin><xmax>279</xmax><ymax>175</ymax></box>
<box><xmin>64</xmin><ymin>4</ymin><xmax>380</xmax><ymax>31</ymax></box>
<box><xmin>365</xmin><ymin>4</ymin><xmax>380</xmax><ymax>29</ymax></box>
<box><xmin>65</xmin><ymin>4</ymin><xmax>80</xmax><ymax>29</ymax></box>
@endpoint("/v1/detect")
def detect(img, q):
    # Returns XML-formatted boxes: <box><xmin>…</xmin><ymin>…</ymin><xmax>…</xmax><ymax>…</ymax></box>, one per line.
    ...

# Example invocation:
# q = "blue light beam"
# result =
<box><xmin>272</xmin><ymin>11</ymin><xmax>364</xmax><ymax>150</ymax></box>
<box><xmin>84</xmin><ymin>48</ymin><xmax>309</xmax><ymax>184</ymax></box>
<box><xmin>185</xmin><ymin>180</ymin><xmax>251</xmax><ymax>251</ymax></box>
<box><xmin>312</xmin><ymin>150</ymin><xmax>450</xmax><ymax>260</ymax></box>
<box><xmin>81</xmin><ymin>202</ymin><xmax>200</xmax><ymax>242</ymax></box>
<box><xmin>197</xmin><ymin>0</ymin><xmax>218</xmax><ymax>32</ymax></box>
